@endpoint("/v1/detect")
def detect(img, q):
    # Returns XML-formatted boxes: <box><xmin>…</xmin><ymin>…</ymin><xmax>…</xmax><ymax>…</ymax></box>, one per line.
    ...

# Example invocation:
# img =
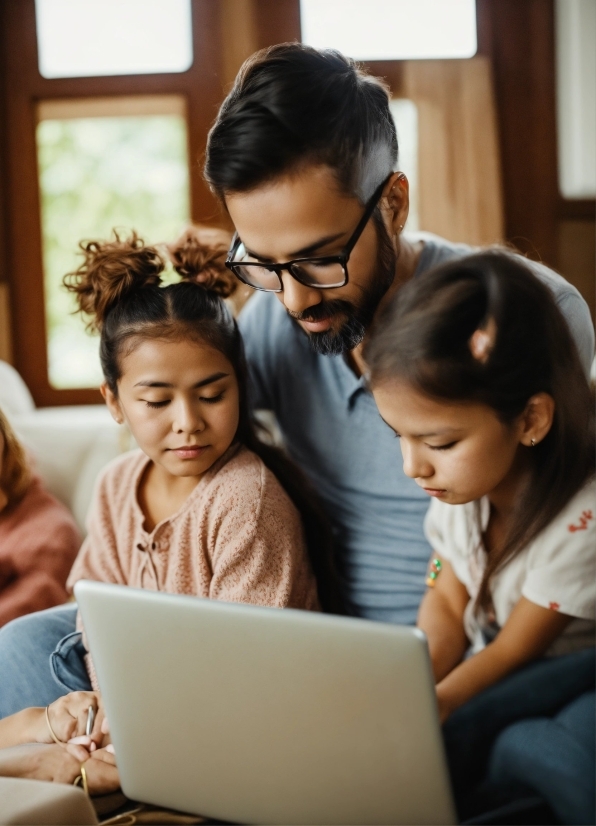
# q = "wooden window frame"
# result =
<box><xmin>1</xmin><ymin>0</ymin><xmax>224</xmax><ymax>406</ymax></box>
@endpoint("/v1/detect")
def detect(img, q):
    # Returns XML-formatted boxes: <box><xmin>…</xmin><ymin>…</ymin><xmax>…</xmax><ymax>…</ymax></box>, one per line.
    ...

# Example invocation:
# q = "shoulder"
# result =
<box><xmin>522</xmin><ymin>480</ymin><xmax>596</xmax><ymax>619</ymax></box>
<box><xmin>530</xmin><ymin>479</ymin><xmax>596</xmax><ymax>552</ymax></box>
<box><xmin>410</xmin><ymin>232</ymin><xmax>475</xmax><ymax>274</ymax></box>
<box><xmin>206</xmin><ymin>446</ymin><xmax>299</xmax><ymax>521</ymax></box>
<box><xmin>4</xmin><ymin>477</ymin><xmax>79</xmax><ymax>535</ymax></box>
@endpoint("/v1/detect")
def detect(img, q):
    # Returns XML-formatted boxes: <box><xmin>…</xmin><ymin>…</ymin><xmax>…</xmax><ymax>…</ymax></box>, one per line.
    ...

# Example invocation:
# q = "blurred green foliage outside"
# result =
<box><xmin>37</xmin><ymin>115</ymin><xmax>190</xmax><ymax>389</ymax></box>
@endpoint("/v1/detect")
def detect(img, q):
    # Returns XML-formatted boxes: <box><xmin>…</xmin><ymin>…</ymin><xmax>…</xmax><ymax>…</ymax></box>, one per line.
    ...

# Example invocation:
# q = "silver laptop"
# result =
<box><xmin>75</xmin><ymin>580</ymin><xmax>456</xmax><ymax>825</ymax></box>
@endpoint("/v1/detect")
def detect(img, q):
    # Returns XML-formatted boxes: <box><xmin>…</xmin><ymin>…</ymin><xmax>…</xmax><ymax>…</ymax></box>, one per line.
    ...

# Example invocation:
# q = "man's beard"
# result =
<box><xmin>288</xmin><ymin>216</ymin><xmax>397</xmax><ymax>356</ymax></box>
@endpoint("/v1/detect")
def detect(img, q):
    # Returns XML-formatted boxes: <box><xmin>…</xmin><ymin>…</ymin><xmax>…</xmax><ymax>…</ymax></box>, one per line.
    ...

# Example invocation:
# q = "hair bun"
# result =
<box><xmin>64</xmin><ymin>231</ymin><xmax>164</xmax><ymax>330</ymax></box>
<box><xmin>168</xmin><ymin>225</ymin><xmax>237</xmax><ymax>298</ymax></box>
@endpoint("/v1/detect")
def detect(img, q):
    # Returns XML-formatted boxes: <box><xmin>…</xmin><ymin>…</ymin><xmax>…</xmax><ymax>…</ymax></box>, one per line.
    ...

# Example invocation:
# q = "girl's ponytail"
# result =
<box><xmin>168</xmin><ymin>226</ymin><xmax>237</xmax><ymax>299</ymax></box>
<box><xmin>64</xmin><ymin>232</ymin><xmax>165</xmax><ymax>330</ymax></box>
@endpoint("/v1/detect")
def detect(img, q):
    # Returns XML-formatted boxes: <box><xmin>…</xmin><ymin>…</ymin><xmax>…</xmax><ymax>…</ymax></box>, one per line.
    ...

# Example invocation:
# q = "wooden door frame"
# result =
<box><xmin>1</xmin><ymin>0</ymin><xmax>223</xmax><ymax>406</ymax></box>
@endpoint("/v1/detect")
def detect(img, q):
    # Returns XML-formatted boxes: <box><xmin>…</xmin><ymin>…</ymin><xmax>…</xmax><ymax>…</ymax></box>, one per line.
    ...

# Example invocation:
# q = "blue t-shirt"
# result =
<box><xmin>238</xmin><ymin>233</ymin><xmax>595</xmax><ymax>625</ymax></box>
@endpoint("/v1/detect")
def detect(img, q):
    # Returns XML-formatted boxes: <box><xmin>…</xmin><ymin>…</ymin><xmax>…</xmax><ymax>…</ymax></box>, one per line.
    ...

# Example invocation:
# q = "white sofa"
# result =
<box><xmin>0</xmin><ymin>361</ymin><xmax>133</xmax><ymax>533</ymax></box>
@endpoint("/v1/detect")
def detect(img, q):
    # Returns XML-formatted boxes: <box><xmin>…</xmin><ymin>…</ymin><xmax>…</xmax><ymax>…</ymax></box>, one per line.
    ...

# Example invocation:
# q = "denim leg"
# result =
<box><xmin>487</xmin><ymin>691</ymin><xmax>595</xmax><ymax>825</ymax></box>
<box><xmin>0</xmin><ymin>604</ymin><xmax>79</xmax><ymax>717</ymax></box>
<box><xmin>443</xmin><ymin>648</ymin><xmax>595</xmax><ymax>806</ymax></box>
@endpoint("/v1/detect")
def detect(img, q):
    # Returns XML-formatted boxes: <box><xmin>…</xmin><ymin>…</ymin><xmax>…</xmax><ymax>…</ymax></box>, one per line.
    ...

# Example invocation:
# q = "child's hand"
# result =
<box><xmin>64</xmin><ymin>742</ymin><xmax>120</xmax><ymax>795</ymax></box>
<box><xmin>37</xmin><ymin>691</ymin><xmax>106</xmax><ymax>748</ymax></box>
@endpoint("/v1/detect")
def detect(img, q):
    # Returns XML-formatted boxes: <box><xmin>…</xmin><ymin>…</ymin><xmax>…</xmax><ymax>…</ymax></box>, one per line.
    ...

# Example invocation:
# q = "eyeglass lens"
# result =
<box><xmin>231</xmin><ymin>243</ymin><xmax>346</xmax><ymax>291</ymax></box>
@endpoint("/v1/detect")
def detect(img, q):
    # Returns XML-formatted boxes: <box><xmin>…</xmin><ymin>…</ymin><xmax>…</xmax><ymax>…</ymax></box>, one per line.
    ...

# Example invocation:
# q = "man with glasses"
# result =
<box><xmin>205</xmin><ymin>43</ymin><xmax>593</xmax><ymax>627</ymax></box>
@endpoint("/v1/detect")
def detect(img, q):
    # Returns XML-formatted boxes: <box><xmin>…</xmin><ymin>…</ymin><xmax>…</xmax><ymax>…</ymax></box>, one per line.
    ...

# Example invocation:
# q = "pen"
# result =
<box><xmin>86</xmin><ymin>705</ymin><xmax>95</xmax><ymax>737</ymax></box>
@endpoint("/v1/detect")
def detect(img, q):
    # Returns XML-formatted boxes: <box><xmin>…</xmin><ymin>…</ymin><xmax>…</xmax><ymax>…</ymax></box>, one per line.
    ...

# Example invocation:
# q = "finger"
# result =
<box><xmin>105</xmin><ymin>744</ymin><xmax>115</xmax><ymax>755</ymax></box>
<box><xmin>91</xmin><ymin>706</ymin><xmax>106</xmax><ymax>744</ymax></box>
<box><xmin>101</xmin><ymin>716</ymin><xmax>110</xmax><ymax>735</ymax></box>
<box><xmin>65</xmin><ymin>742</ymin><xmax>91</xmax><ymax>762</ymax></box>
<box><xmin>91</xmin><ymin>747</ymin><xmax>117</xmax><ymax>766</ymax></box>
<box><xmin>84</xmin><ymin>756</ymin><xmax>121</xmax><ymax>795</ymax></box>
<box><xmin>67</xmin><ymin>735</ymin><xmax>93</xmax><ymax>747</ymax></box>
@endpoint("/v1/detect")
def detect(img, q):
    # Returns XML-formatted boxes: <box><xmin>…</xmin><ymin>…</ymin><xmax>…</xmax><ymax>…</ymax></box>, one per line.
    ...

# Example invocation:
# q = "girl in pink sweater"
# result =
<box><xmin>0</xmin><ymin>408</ymin><xmax>81</xmax><ymax>626</ymax></box>
<box><xmin>63</xmin><ymin>226</ymin><xmax>341</xmax><ymax>689</ymax></box>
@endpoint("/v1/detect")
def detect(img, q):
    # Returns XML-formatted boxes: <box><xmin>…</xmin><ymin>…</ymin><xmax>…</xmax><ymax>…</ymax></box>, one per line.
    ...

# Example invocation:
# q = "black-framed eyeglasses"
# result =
<box><xmin>225</xmin><ymin>175</ymin><xmax>390</xmax><ymax>293</ymax></box>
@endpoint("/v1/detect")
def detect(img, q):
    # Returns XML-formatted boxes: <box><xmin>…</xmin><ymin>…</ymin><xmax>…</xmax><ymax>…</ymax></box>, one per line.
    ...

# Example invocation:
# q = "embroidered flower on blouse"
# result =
<box><xmin>568</xmin><ymin>510</ymin><xmax>593</xmax><ymax>533</ymax></box>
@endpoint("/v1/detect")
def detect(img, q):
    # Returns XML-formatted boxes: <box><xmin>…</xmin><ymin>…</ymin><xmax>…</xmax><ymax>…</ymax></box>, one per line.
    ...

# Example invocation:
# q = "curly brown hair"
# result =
<box><xmin>0</xmin><ymin>408</ymin><xmax>31</xmax><ymax>510</ymax></box>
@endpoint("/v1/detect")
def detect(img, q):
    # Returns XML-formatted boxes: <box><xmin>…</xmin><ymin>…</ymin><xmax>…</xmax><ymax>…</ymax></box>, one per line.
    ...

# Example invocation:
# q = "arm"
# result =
<box><xmin>0</xmin><ymin>691</ymin><xmax>106</xmax><ymax>750</ymax></box>
<box><xmin>417</xmin><ymin>556</ymin><xmax>471</xmax><ymax>682</ymax></box>
<box><xmin>0</xmin><ymin>744</ymin><xmax>119</xmax><ymax>794</ymax></box>
<box><xmin>436</xmin><ymin>596</ymin><xmax>573</xmax><ymax>722</ymax></box>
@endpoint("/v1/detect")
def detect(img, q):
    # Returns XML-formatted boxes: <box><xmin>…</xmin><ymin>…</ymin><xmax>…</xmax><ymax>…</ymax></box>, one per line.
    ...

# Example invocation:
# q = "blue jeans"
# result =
<box><xmin>487</xmin><ymin>691</ymin><xmax>595</xmax><ymax>825</ymax></box>
<box><xmin>443</xmin><ymin>647</ymin><xmax>595</xmax><ymax>824</ymax></box>
<box><xmin>0</xmin><ymin>604</ymin><xmax>90</xmax><ymax>718</ymax></box>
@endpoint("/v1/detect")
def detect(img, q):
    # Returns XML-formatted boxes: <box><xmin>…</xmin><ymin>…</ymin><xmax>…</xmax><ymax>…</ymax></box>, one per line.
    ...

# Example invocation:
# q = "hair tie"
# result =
<box><xmin>469</xmin><ymin>316</ymin><xmax>497</xmax><ymax>364</ymax></box>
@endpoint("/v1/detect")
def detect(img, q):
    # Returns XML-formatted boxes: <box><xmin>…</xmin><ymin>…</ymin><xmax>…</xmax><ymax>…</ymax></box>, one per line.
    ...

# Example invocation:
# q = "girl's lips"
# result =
<box><xmin>423</xmin><ymin>488</ymin><xmax>447</xmax><ymax>497</ymax></box>
<box><xmin>170</xmin><ymin>445</ymin><xmax>209</xmax><ymax>459</ymax></box>
<box><xmin>300</xmin><ymin>317</ymin><xmax>333</xmax><ymax>333</ymax></box>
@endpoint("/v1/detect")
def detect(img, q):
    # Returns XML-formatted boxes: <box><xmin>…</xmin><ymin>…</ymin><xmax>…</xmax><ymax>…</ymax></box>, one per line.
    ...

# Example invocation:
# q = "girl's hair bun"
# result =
<box><xmin>64</xmin><ymin>231</ymin><xmax>165</xmax><ymax>330</ymax></box>
<box><xmin>168</xmin><ymin>225</ymin><xmax>237</xmax><ymax>298</ymax></box>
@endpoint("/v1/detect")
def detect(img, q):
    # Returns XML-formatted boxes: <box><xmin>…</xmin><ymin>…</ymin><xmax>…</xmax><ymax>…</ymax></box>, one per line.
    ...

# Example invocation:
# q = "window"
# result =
<box><xmin>35</xmin><ymin>0</ymin><xmax>193</xmax><ymax>78</ymax></box>
<box><xmin>36</xmin><ymin>96</ymin><xmax>190</xmax><ymax>389</ymax></box>
<box><xmin>300</xmin><ymin>0</ymin><xmax>477</xmax><ymax>61</ymax></box>
<box><xmin>555</xmin><ymin>0</ymin><xmax>596</xmax><ymax>199</ymax></box>
<box><xmin>389</xmin><ymin>100</ymin><xmax>419</xmax><ymax>230</ymax></box>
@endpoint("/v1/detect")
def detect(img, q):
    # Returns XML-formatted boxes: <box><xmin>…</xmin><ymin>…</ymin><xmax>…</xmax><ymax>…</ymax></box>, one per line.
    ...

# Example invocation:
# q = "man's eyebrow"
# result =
<box><xmin>244</xmin><ymin>231</ymin><xmax>348</xmax><ymax>262</ymax></box>
<box><xmin>134</xmin><ymin>372</ymin><xmax>229</xmax><ymax>389</ymax></box>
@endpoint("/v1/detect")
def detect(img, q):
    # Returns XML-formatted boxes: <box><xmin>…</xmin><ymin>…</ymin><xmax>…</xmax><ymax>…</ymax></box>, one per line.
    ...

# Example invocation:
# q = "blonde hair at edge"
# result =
<box><xmin>0</xmin><ymin>408</ymin><xmax>31</xmax><ymax>510</ymax></box>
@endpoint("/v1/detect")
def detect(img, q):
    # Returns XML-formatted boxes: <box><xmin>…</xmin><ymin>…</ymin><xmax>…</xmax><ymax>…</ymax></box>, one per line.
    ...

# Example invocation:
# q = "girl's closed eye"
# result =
<box><xmin>145</xmin><ymin>400</ymin><xmax>170</xmax><ymax>409</ymax></box>
<box><xmin>200</xmin><ymin>392</ymin><xmax>225</xmax><ymax>405</ymax></box>
<box><xmin>429</xmin><ymin>441</ymin><xmax>457</xmax><ymax>451</ymax></box>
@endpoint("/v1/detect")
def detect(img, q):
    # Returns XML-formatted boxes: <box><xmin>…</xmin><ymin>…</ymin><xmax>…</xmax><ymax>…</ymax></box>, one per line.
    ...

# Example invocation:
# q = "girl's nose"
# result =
<box><xmin>401</xmin><ymin>441</ymin><xmax>433</xmax><ymax>480</ymax></box>
<box><xmin>172</xmin><ymin>400</ymin><xmax>205</xmax><ymax>434</ymax></box>
<box><xmin>280</xmin><ymin>272</ymin><xmax>323</xmax><ymax>316</ymax></box>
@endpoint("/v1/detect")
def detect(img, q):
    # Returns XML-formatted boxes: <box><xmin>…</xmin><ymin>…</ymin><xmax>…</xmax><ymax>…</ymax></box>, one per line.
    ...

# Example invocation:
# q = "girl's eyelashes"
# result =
<box><xmin>143</xmin><ymin>392</ymin><xmax>225</xmax><ymax>409</ymax></box>
<box><xmin>429</xmin><ymin>441</ymin><xmax>457</xmax><ymax>451</ymax></box>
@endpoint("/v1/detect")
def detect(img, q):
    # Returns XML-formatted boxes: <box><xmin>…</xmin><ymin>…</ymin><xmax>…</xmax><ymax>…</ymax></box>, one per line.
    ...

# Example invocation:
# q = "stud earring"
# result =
<box><xmin>530</xmin><ymin>438</ymin><xmax>536</xmax><ymax>447</ymax></box>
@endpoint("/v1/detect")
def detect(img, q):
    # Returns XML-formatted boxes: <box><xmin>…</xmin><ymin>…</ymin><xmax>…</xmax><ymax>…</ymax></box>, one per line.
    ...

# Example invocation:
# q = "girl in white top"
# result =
<box><xmin>365</xmin><ymin>250</ymin><xmax>595</xmax><ymax>723</ymax></box>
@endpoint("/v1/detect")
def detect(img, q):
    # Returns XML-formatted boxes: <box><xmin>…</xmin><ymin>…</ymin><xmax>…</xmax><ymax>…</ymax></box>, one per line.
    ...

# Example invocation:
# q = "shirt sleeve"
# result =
<box><xmin>207</xmin><ymin>459</ymin><xmax>319</xmax><ymax>611</ymax></box>
<box><xmin>522</xmin><ymin>488</ymin><xmax>596</xmax><ymax>620</ymax></box>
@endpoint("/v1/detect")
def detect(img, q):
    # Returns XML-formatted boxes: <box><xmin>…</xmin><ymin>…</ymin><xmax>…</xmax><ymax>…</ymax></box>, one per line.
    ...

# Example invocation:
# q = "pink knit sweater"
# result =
<box><xmin>67</xmin><ymin>443</ymin><xmax>319</xmax><ymax>611</ymax></box>
<box><xmin>0</xmin><ymin>476</ymin><xmax>81</xmax><ymax>627</ymax></box>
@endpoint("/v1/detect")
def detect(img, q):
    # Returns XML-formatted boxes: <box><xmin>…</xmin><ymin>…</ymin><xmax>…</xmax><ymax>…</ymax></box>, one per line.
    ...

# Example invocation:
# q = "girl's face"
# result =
<box><xmin>372</xmin><ymin>378</ymin><xmax>530</xmax><ymax>506</ymax></box>
<box><xmin>103</xmin><ymin>338</ymin><xmax>240</xmax><ymax>481</ymax></box>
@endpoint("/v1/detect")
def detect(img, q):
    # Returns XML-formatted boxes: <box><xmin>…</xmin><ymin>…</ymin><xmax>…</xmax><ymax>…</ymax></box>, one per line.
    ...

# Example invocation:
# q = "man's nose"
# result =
<box><xmin>401</xmin><ymin>441</ymin><xmax>433</xmax><ymax>480</ymax></box>
<box><xmin>279</xmin><ymin>271</ymin><xmax>323</xmax><ymax>315</ymax></box>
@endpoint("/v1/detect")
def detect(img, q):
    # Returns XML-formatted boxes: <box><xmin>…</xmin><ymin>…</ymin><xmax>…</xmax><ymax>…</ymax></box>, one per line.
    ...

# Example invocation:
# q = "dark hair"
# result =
<box><xmin>364</xmin><ymin>251</ymin><xmax>595</xmax><ymax>613</ymax></box>
<box><xmin>205</xmin><ymin>43</ymin><xmax>397</xmax><ymax>202</ymax></box>
<box><xmin>64</xmin><ymin>228</ymin><xmax>344</xmax><ymax>614</ymax></box>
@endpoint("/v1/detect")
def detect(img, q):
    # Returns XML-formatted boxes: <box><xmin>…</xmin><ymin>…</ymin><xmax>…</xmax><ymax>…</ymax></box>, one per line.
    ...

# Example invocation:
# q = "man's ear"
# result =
<box><xmin>519</xmin><ymin>392</ymin><xmax>555</xmax><ymax>447</ymax></box>
<box><xmin>381</xmin><ymin>171</ymin><xmax>410</xmax><ymax>238</ymax></box>
<box><xmin>101</xmin><ymin>382</ymin><xmax>124</xmax><ymax>425</ymax></box>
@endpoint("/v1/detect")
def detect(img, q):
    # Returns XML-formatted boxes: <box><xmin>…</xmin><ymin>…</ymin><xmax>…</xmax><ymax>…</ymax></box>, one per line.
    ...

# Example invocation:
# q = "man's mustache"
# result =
<box><xmin>288</xmin><ymin>300</ymin><xmax>354</xmax><ymax>323</ymax></box>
